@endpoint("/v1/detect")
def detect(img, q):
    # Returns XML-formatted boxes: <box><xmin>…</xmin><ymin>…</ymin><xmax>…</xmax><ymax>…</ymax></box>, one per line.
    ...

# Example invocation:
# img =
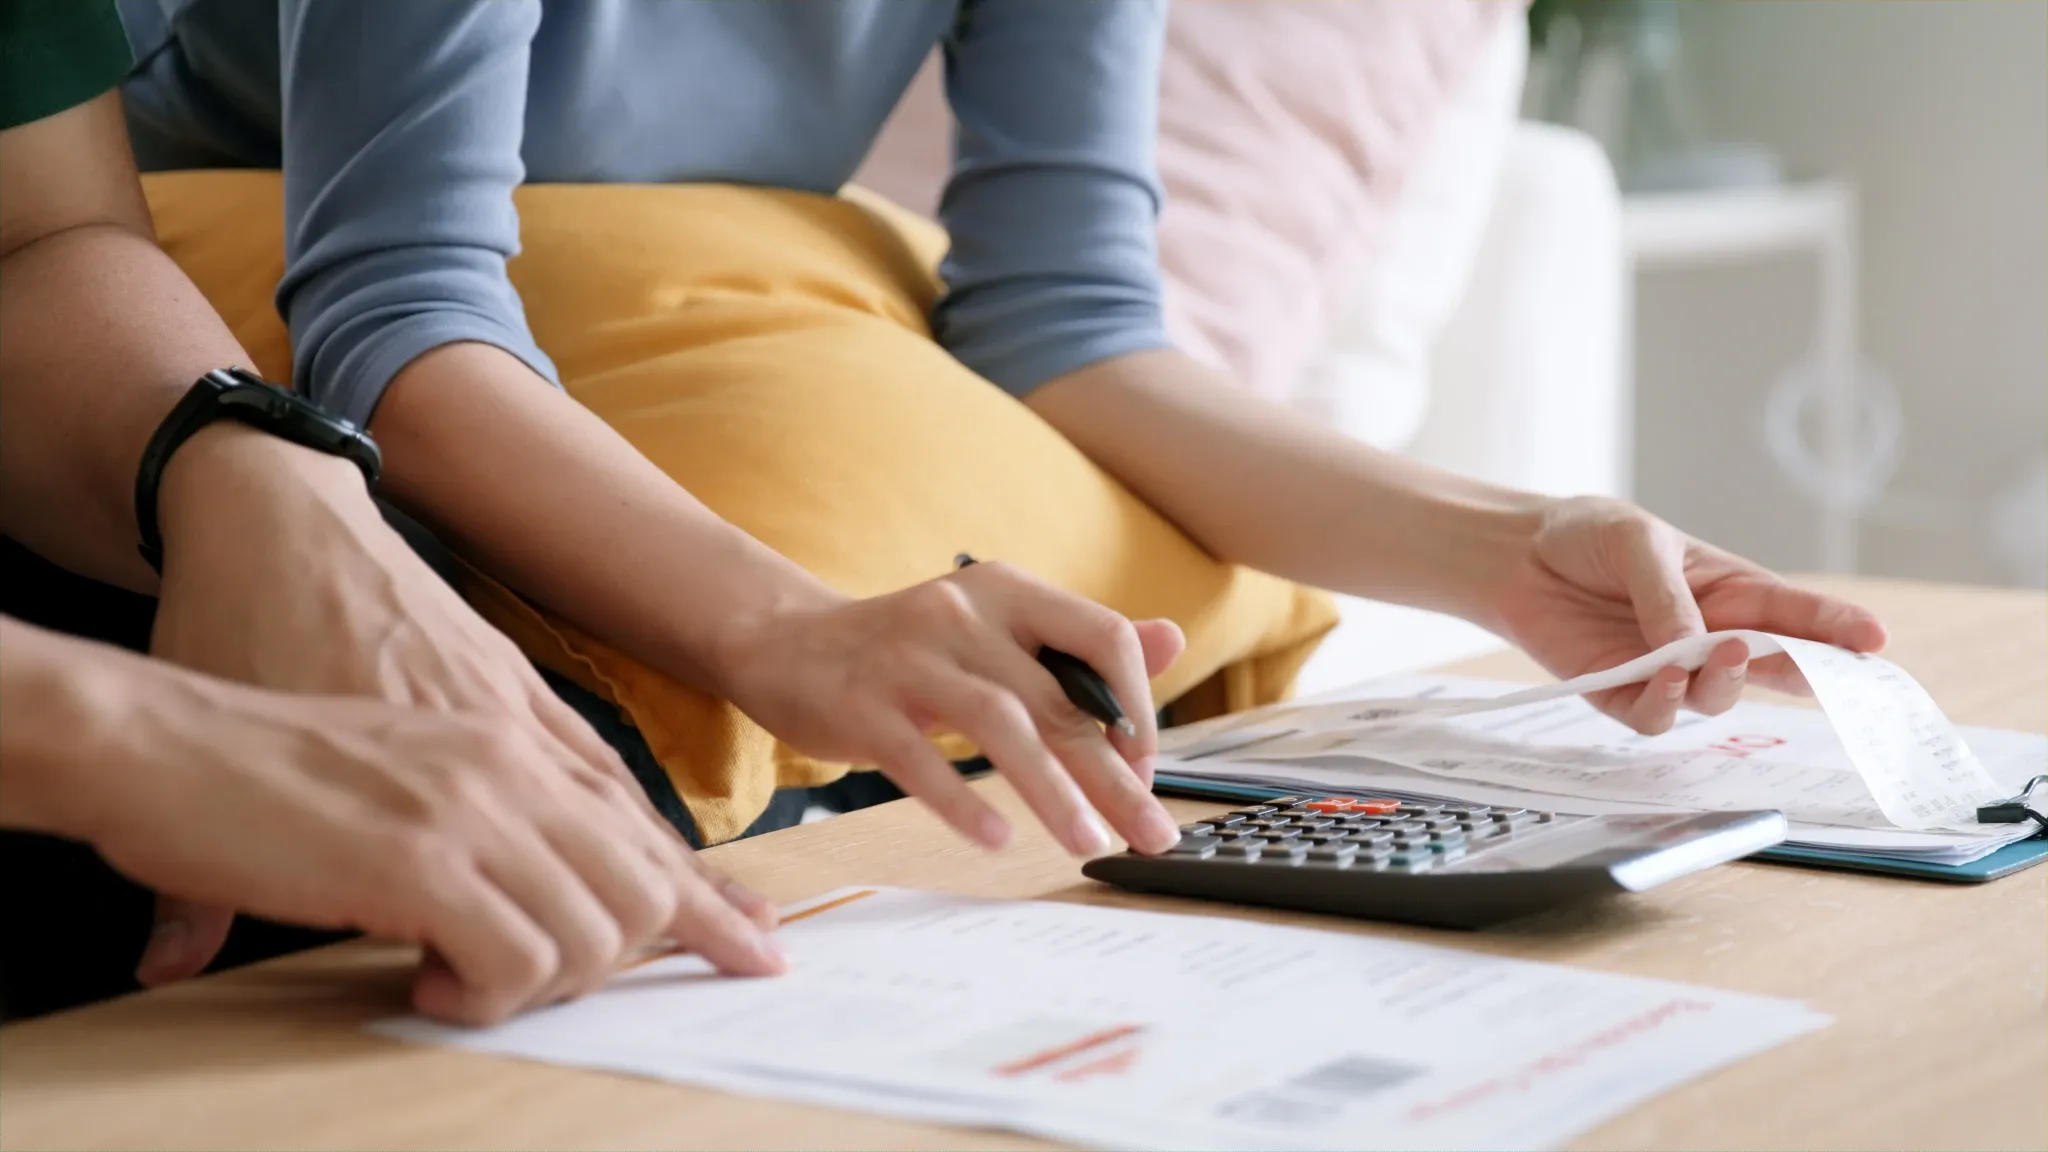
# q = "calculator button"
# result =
<box><xmin>1337</xmin><ymin>817</ymin><xmax>1383</xmax><ymax>830</ymax></box>
<box><xmin>1180</xmin><ymin>823</ymin><xmax>1218</xmax><ymax>837</ymax></box>
<box><xmin>1231</xmin><ymin>806</ymin><xmax>1277</xmax><ymax>818</ymax></box>
<box><xmin>1216</xmin><ymin>842</ymin><xmax>1262</xmax><ymax>859</ymax></box>
<box><xmin>1533</xmin><ymin>811</ymin><xmax>1557</xmax><ymax>823</ymax></box>
<box><xmin>1285</xmin><ymin>816</ymin><xmax>1336</xmax><ymax>831</ymax></box>
<box><xmin>1354</xmin><ymin>800</ymin><xmax>1402</xmax><ymax>816</ymax></box>
<box><xmin>1252</xmin><ymin>829</ymin><xmax>1300</xmax><ymax>842</ymax></box>
<box><xmin>1261</xmin><ymin>797</ymin><xmax>1306</xmax><ymax>808</ymax></box>
<box><xmin>1167</xmin><ymin>839</ymin><xmax>1218</xmax><ymax>857</ymax></box>
<box><xmin>1397</xmin><ymin>803</ymin><xmax>1445</xmax><ymax>815</ymax></box>
<box><xmin>1298</xmin><ymin>831</ymin><xmax>1349</xmax><ymax>844</ymax></box>
<box><xmin>1256</xmin><ymin>847</ymin><xmax>1307</xmax><ymax>866</ymax></box>
<box><xmin>1343</xmin><ymin>830</ymin><xmax>1394</xmax><ymax>847</ymax></box>
<box><xmin>1200</xmin><ymin>813</ymin><xmax>1247</xmax><ymax>828</ymax></box>
<box><xmin>1387</xmin><ymin>852</ymin><xmax>1434</xmax><ymax>870</ymax></box>
<box><xmin>1305</xmin><ymin>798</ymin><xmax>1359</xmax><ymax>812</ymax></box>
<box><xmin>1306</xmin><ymin>844</ymin><xmax>1356</xmax><ymax>862</ymax></box>
<box><xmin>1488</xmin><ymin>808</ymin><xmax>1530</xmax><ymax>821</ymax></box>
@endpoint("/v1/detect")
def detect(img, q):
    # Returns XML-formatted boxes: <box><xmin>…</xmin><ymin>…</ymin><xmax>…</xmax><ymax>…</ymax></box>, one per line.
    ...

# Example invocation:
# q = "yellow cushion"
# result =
<box><xmin>140</xmin><ymin>171</ymin><xmax>1339</xmax><ymax>844</ymax></box>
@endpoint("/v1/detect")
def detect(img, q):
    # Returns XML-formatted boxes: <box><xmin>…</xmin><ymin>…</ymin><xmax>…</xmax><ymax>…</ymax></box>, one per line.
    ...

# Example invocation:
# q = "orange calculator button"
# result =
<box><xmin>1355</xmin><ymin>799</ymin><xmax>1402</xmax><ymax>815</ymax></box>
<box><xmin>1305</xmin><ymin>798</ymin><xmax>1359</xmax><ymax>812</ymax></box>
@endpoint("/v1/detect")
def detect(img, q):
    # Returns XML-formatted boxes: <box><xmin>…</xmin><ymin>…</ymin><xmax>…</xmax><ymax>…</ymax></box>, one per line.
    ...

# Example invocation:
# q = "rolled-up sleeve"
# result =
<box><xmin>933</xmin><ymin>0</ymin><xmax>1171</xmax><ymax>398</ymax></box>
<box><xmin>276</xmin><ymin>0</ymin><xmax>553</xmax><ymax>427</ymax></box>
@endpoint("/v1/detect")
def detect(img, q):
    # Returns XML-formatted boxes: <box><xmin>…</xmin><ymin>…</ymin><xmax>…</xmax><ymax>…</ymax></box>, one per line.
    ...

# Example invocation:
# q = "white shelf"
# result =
<box><xmin>1624</xmin><ymin>180</ymin><xmax>1852</xmax><ymax>268</ymax></box>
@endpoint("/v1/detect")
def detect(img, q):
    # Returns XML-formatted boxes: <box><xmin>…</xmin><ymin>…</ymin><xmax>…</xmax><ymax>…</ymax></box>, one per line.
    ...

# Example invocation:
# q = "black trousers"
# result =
<box><xmin>0</xmin><ymin>535</ymin><xmax>918</xmax><ymax>1020</ymax></box>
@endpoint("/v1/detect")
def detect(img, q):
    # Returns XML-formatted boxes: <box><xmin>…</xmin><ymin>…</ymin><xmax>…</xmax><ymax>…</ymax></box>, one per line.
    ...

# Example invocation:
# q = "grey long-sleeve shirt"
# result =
<box><xmin>116</xmin><ymin>0</ymin><xmax>1170</xmax><ymax>428</ymax></box>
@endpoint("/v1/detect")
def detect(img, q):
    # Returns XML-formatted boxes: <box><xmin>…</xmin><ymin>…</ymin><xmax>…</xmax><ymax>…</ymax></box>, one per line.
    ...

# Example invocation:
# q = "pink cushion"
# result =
<box><xmin>854</xmin><ymin>0</ymin><xmax>1517</xmax><ymax>400</ymax></box>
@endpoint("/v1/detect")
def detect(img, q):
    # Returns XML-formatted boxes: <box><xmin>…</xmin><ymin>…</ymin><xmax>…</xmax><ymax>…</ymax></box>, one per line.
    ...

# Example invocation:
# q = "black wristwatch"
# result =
<box><xmin>134</xmin><ymin>367</ymin><xmax>383</xmax><ymax>572</ymax></box>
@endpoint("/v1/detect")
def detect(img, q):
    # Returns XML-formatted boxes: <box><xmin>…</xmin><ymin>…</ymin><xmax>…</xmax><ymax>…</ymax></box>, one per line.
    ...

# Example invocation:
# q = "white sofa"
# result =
<box><xmin>1287</xmin><ymin>22</ymin><xmax>1626</xmax><ymax>695</ymax></box>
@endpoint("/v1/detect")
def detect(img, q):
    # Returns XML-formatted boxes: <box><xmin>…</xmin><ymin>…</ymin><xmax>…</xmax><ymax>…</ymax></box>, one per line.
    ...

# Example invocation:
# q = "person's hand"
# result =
<box><xmin>1481</xmin><ymin>496</ymin><xmax>1889</xmax><ymax>734</ymax></box>
<box><xmin>712</xmin><ymin>560</ymin><xmax>1186</xmax><ymax>858</ymax></box>
<box><xmin>140</xmin><ymin>427</ymin><xmax>656</xmax><ymax>979</ymax></box>
<box><xmin>74</xmin><ymin>659</ymin><xmax>785</xmax><ymax>1026</ymax></box>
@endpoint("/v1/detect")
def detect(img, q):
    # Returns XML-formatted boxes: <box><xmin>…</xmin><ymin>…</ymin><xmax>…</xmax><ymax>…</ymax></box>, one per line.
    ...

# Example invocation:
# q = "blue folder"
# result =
<box><xmin>1152</xmin><ymin>772</ymin><xmax>2048</xmax><ymax>884</ymax></box>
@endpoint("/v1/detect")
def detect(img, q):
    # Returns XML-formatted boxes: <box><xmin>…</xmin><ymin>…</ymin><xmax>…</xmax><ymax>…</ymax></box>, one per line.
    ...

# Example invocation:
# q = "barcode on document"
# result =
<box><xmin>1286</xmin><ymin>1054</ymin><xmax>1423</xmax><ymax>1098</ymax></box>
<box><xmin>1218</xmin><ymin>1054</ymin><xmax>1424</xmax><ymax>1128</ymax></box>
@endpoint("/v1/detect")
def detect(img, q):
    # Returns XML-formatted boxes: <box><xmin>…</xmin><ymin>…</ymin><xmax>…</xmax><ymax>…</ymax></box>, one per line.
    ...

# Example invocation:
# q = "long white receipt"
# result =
<box><xmin>375</xmin><ymin>887</ymin><xmax>1828</xmax><ymax>1152</ymax></box>
<box><xmin>1164</xmin><ymin>630</ymin><xmax>2007</xmax><ymax>831</ymax></box>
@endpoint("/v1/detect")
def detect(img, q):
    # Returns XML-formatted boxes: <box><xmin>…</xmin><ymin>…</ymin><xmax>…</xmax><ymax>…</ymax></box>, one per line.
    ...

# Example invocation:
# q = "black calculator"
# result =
<box><xmin>1082</xmin><ymin>795</ymin><xmax>1787</xmax><ymax>929</ymax></box>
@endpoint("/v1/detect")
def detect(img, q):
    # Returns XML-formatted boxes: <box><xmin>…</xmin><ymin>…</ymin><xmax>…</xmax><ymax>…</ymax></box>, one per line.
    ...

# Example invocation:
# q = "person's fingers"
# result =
<box><xmin>1584</xmin><ymin>684</ymin><xmax>1640</xmax><ymax>726</ymax></box>
<box><xmin>135</xmin><ymin>897</ymin><xmax>235</xmax><ymax>987</ymax></box>
<box><xmin>1743</xmin><ymin>652</ymin><xmax>1811</xmax><ymax>696</ymax></box>
<box><xmin>1616</xmin><ymin>664</ymin><xmax>1690</xmax><ymax>735</ymax></box>
<box><xmin>532</xmin><ymin>688</ymin><xmax>636</xmax><ymax>782</ymax></box>
<box><xmin>1702</xmin><ymin>577</ymin><xmax>1888</xmax><ymax>653</ymax></box>
<box><xmin>663</xmin><ymin>869</ymin><xmax>788</xmax><ymax>977</ymax></box>
<box><xmin>866</xmin><ymin>708</ymin><xmax>1011</xmax><ymax>850</ymax></box>
<box><xmin>901</xmin><ymin>657</ymin><xmax>1107</xmax><ymax>856</ymax></box>
<box><xmin>526</xmin><ymin>689</ymin><xmax>683</xmax><ymax>836</ymax></box>
<box><xmin>989</xmin><ymin>569</ymin><xmax>1163</xmax><ymax>761</ymax></box>
<box><xmin>538</xmin><ymin>788</ymin><xmax>680</xmax><ymax>960</ymax></box>
<box><xmin>958</xmin><ymin>633</ymin><xmax>1177</xmax><ymax>856</ymax></box>
<box><xmin>1684</xmin><ymin>638</ymin><xmax>1751</xmax><ymax>717</ymax></box>
<box><xmin>400</xmin><ymin>858</ymin><xmax>558</xmax><ymax>1027</ymax></box>
<box><xmin>695</xmin><ymin>865</ymin><xmax>781</xmax><ymax>932</ymax></box>
<box><xmin>1615</xmin><ymin>519</ymin><xmax>1707</xmax><ymax>649</ymax></box>
<box><xmin>478</xmin><ymin>826</ymin><xmax>627</xmax><ymax>1003</ymax></box>
<box><xmin>1133</xmin><ymin>618</ymin><xmax>1186</xmax><ymax>677</ymax></box>
<box><xmin>1127</xmin><ymin>619</ymin><xmax>1185</xmax><ymax>788</ymax></box>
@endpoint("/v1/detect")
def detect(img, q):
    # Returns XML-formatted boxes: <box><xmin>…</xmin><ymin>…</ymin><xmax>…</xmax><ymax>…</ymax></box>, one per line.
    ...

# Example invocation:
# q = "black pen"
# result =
<box><xmin>954</xmin><ymin>553</ymin><xmax>1137</xmax><ymax>737</ymax></box>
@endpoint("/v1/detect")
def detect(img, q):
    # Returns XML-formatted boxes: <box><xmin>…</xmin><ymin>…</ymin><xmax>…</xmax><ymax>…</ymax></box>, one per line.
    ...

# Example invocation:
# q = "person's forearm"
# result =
<box><xmin>0</xmin><ymin>90</ymin><xmax>383</xmax><ymax>595</ymax></box>
<box><xmin>368</xmin><ymin>343</ymin><xmax>844</xmax><ymax>693</ymax></box>
<box><xmin>1026</xmin><ymin>349</ymin><xmax>1545</xmax><ymax>625</ymax></box>
<box><xmin>0</xmin><ymin>222</ymin><xmax>394</xmax><ymax>596</ymax></box>
<box><xmin>0</xmin><ymin>223</ymin><xmax>276</xmax><ymax>591</ymax></box>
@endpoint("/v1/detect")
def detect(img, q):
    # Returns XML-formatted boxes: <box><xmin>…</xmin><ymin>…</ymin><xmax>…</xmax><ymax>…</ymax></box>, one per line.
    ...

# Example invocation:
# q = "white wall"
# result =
<box><xmin>1636</xmin><ymin>0</ymin><xmax>2045</xmax><ymax>586</ymax></box>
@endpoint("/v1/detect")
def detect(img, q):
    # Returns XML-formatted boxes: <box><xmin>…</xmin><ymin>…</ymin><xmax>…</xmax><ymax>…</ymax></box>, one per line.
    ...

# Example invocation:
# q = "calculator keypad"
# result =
<box><xmin>1158</xmin><ymin>796</ymin><xmax>1566</xmax><ymax>873</ymax></box>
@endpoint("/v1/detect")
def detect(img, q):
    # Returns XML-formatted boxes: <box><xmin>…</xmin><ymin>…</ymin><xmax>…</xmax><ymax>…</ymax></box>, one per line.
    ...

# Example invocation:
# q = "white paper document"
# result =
<box><xmin>376</xmin><ymin>887</ymin><xmax>1827</xmax><ymax>1152</ymax></box>
<box><xmin>1158</xmin><ymin>630</ymin><xmax>2042</xmax><ymax>855</ymax></box>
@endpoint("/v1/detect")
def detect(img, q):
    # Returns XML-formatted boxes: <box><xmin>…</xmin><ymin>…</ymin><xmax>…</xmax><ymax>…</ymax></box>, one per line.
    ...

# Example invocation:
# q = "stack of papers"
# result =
<box><xmin>379</xmin><ymin>887</ymin><xmax>1828</xmax><ymax>1151</ymax></box>
<box><xmin>1158</xmin><ymin>630</ymin><xmax>2046</xmax><ymax>867</ymax></box>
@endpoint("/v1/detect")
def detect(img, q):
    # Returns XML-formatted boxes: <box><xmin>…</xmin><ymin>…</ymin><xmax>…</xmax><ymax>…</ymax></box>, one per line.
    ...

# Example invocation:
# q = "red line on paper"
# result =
<box><xmin>1053</xmin><ymin>1044</ymin><xmax>1142</xmax><ymax>1083</ymax></box>
<box><xmin>993</xmin><ymin>1024</ymin><xmax>1144</xmax><ymax>1078</ymax></box>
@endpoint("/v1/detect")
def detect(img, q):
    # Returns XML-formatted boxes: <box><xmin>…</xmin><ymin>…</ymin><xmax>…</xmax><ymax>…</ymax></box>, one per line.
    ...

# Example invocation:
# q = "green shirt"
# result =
<box><xmin>0</xmin><ymin>0</ymin><xmax>132</xmax><ymax>130</ymax></box>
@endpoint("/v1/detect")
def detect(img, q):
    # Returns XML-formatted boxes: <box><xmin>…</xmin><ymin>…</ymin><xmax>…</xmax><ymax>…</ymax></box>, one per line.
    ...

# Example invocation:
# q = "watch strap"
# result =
<box><xmin>134</xmin><ymin>368</ymin><xmax>382</xmax><ymax>572</ymax></box>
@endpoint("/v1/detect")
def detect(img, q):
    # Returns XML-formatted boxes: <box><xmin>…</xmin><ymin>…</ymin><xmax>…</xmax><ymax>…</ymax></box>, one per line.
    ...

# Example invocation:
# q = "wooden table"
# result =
<box><xmin>2</xmin><ymin>577</ymin><xmax>2043</xmax><ymax>1151</ymax></box>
